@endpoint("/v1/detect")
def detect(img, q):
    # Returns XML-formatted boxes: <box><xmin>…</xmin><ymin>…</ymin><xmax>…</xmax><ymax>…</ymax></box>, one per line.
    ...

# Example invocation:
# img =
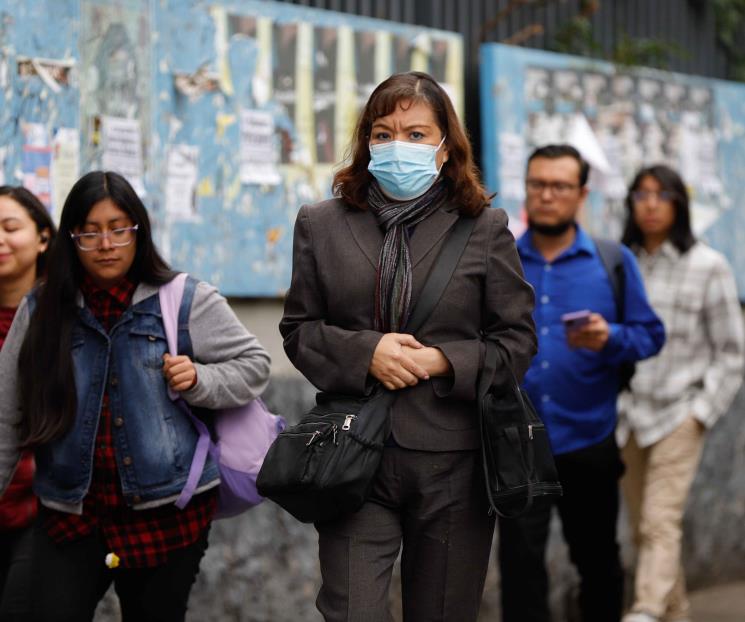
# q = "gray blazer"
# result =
<box><xmin>279</xmin><ymin>198</ymin><xmax>537</xmax><ymax>451</ymax></box>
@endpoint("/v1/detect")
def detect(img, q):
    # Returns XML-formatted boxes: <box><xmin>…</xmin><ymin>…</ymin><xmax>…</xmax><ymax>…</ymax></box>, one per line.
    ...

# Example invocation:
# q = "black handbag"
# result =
<box><xmin>478</xmin><ymin>341</ymin><xmax>562</xmax><ymax>518</ymax></box>
<box><xmin>257</xmin><ymin>216</ymin><xmax>477</xmax><ymax>524</ymax></box>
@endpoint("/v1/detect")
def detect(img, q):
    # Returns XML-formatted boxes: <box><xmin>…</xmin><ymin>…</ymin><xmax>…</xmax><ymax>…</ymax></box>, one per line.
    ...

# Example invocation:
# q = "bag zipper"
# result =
<box><xmin>305</xmin><ymin>424</ymin><xmax>339</xmax><ymax>446</ymax></box>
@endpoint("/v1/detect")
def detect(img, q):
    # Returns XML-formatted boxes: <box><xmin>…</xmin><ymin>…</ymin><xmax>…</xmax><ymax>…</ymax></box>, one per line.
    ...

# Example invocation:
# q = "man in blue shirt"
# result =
<box><xmin>498</xmin><ymin>145</ymin><xmax>665</xmax><ymax>622</ymax></box>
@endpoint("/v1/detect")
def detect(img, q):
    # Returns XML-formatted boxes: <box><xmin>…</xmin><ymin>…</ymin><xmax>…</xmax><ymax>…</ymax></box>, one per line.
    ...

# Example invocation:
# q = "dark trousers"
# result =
<box><xmin>0</xmin><ymin>525</ymin><xmax>34</xmax><ymax>620</ymax></box>
<box><xmin>27</xmin><ymin>518</ymin><xmax>209</xmax><ymax>622</ymax></box>
<box><xmin>498</xmin><ymin>433</ymin><xmax>625</xmax><ymax>622</ymax></box>
<box><xmin>316</xmin><ymin>447</ymin><xmax>495</xmax><ymax>622</ymax></box>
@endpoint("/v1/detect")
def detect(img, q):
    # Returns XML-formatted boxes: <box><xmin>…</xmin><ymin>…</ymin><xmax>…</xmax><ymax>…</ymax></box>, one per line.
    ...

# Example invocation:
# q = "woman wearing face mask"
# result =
<box><xmin>280</xmin><ymin>71</ymin><xmax>537</xmax><ymax>621</ymax></box>
<box><xmin>0</xmin><ymin>171</ymin><xmax>271</xmax><ymax>622</ymax></box>
<box><xmin>0</xmin><ymin>186</ymin><xmax>55</xmax><ymax>620</ymax></box>
<box><xmin>618</xmin><ymin>165</ymin><xmax>744</xmax><ymax>622</ymax></box>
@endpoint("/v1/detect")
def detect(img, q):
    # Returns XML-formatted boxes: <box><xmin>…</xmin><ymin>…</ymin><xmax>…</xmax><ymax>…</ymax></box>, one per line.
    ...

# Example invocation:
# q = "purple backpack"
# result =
<box><xmin>159</xmin><ymin>273</ymin><xmax>285</xmax><ymax>519</ymax></box>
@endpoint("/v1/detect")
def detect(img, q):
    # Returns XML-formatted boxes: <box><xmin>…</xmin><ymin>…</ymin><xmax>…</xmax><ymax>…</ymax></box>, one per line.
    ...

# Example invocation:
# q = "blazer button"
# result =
<box><xmin>114</xmin><ymin>417</ymin><xmax>124</xmax><ymax>428</ymax></box>
<box><xmin>123</xmin><ymin>456</ymin><xmax>133</xmax><ymax>466</ymax></box>
<box><xmin>110</xmin><ymin>376</ymin><xmax>119</xmax><ymax>387</ymax></box>
<box><xmin>133</xmin><ymin>495</ymin><xmax>142</xmax><ymax>504</ymax></box>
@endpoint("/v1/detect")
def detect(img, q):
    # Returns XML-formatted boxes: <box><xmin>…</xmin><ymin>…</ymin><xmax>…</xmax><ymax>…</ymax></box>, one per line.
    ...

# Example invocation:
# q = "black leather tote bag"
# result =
<box><xmin>478</xmin><ymin>341</ymin><xmax>562</xmax><ymax>518</ymax></box>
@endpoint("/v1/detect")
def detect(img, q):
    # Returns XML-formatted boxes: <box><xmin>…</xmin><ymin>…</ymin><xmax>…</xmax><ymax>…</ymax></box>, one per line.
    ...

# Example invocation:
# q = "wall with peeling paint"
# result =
<box><xmin>481</xmin><ymin>43</ymin><xmax>745</xmax><ymax>297</ymax></box>
<box><xmin>0</xmin><ymin>0</ymin><xmax>463</xmax><ymax>296</ymax></box>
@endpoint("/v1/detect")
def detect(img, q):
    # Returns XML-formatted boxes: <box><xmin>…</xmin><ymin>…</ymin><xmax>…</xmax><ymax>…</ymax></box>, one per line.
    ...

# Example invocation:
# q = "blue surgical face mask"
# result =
<box><xmin>368</xmin><ymin>136</ymin><xmax>447</xmax><ymax>201</ymax></box>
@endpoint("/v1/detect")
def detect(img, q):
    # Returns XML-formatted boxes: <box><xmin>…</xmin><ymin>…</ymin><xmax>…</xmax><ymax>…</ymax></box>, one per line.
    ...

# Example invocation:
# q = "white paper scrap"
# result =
<box><xmin>164</xmin><ymin>144</ymin><xmax>199</xmax><ymax>220</ymax></box>
<box><xmin>239</xmin><ymin>109</ymin><xmax>281</xmax><ymax>186</ymax></box>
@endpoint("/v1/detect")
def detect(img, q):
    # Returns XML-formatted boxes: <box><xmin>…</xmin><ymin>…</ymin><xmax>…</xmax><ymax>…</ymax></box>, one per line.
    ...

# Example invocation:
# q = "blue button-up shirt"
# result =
<box><xmin>517</xmin><ymin>226</ymin><xmax>665</xmax><ymax>455</ymax></box>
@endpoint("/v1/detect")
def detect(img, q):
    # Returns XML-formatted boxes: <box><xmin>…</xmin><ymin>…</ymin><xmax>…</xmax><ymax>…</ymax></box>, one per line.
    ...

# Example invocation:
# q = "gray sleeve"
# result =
<box><xmin>180</xmin><ymin>281</ymin><xmax>272</xmax><ymax>410</ymax></box>
<box><xmin>0</xmin><ymin>298</ymin><xmax>30</xmax><ymax>495</ymax></box>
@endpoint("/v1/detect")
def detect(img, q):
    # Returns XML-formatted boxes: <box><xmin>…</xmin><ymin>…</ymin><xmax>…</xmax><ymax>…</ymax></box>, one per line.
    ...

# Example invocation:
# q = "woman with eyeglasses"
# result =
<box><xmin>618</xmin><ymin>165</ymin><xmax>744</xmax><ymax>622</ymax></box>
<box><xmin>0</xmin><ymin>186</ymin><xmax>56</xmax><ymax>620</ymax></box>
<box><xmin>0</xmin><ymin>171</ymin><xmax>271</xmax><ymax>621</ymax></box>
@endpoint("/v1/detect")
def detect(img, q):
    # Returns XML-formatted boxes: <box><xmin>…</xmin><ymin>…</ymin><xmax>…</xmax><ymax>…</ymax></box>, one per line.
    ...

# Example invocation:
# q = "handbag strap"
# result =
<box><xmin>158</xmin><ymin>273</ymin><xmax>215</xmax><ymax>510</ymax></box>
<box><xmin>478</xmin><ymin>340</ymin><xmax>527</xmax><ymax>408</ymax></box>
<box><xmin>403</xmin><ymin>215</ymin><xmax>476</xmax><ymax>335</ymax></box>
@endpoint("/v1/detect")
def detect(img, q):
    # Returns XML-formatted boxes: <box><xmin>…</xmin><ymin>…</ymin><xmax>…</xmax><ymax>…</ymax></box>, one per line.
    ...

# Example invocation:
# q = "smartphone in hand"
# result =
<box><xmin>561</xmin><ymin>309</ymin><xmax>592</xmax><ymax>331</ymax></box>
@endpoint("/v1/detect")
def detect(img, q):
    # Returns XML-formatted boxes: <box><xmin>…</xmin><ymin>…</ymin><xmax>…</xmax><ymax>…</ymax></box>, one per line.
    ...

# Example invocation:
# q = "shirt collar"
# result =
<box><xmin>80</xmin><ymin>274</ymin><xmax>137</xmax><ymax>308</ymax></box>
<box><xmin>517</xmin><ymin>223</ymin><xmax>595</xmax><ymax>262</ymax></box>
<box><xmin>636</xmin><ymin>239</ymin><xmax>681</xmax><ymax>262</ymax></box>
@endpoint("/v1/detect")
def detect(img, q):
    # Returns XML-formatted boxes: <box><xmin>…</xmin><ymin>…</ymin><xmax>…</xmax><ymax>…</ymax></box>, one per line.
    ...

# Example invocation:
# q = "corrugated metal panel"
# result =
<box><xmin>276</xmin><ymin>0</ymin><xmax>734</xmax><ymax>158</ymax></box>
<box><xmin>276</xmin><ymin>1</ymin><xmax>731</xmax><ymax>76</ymax></box>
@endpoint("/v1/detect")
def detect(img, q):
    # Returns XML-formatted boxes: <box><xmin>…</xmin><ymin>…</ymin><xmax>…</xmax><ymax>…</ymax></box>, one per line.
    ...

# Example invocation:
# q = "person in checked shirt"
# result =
<box><xmin>0</xmin><ymin>185</ymin><xmax>55</xmax><ymax>620</ymax></box>
<box><xmin>618</xmin><ymin>165</ymin><xmax>745</xmax><ymax>622</ymax></box>
<box><xmin>0</xmin><ymin>171</ymin><xmax>271</xmax><ymax>622</ymax></box>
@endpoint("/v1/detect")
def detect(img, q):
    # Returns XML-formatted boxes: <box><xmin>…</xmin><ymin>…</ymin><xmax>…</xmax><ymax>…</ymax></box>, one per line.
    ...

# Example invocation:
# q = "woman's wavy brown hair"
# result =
<box><xmin>333</xmin><ymin>71</ymin><xmax>490</xmax><ymax>216</ymax></box>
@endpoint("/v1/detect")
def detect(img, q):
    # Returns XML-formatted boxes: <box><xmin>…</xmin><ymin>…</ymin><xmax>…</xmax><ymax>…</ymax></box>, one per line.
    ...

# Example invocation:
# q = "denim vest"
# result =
<box><xmin>32</xmin><ymin>277</ymin><xmax>219</xmax><ymax>509</ymax></box>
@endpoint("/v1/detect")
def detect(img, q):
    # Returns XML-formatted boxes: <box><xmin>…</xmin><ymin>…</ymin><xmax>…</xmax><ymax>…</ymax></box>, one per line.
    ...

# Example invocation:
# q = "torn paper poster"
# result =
<box><xmin>164</xmin><ymin>144</ymin><xmax>199</xmax><ymax>220</ymax></box>
<box><xmin>498</xmin><ymin>132</ymin><xmax>527</xmax><ymax>201</ymax></box>
<box><xmin>52</xmin><ymin>128</ymin><xmax>80</xmax><ymax>218</ymax></box>
<box><xmin>21</xmin><ymin>123</ymin><xmax>52</xmax><ymax>209</ymax></box>
<box><xmin>101</xmin><ymin>116</ymin><xmax>145</xmax><ymax>195</ymax></box>
<box><xmin>239</xmin><ymin>109</ymin><xmax>281</xmax><ymax>185</ymax></box>
<box><xmin>566</xmin><ymin>114</ymin><xmax>612</xmax><ymax>174</ymax></box>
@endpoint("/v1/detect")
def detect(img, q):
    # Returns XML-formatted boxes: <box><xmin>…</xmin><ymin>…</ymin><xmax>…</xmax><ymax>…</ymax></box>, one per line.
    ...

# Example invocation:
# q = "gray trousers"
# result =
<box><xmin>315</xmin><ymin>446</ymin><xmax>495</xmax><ymax>622</ymax></box>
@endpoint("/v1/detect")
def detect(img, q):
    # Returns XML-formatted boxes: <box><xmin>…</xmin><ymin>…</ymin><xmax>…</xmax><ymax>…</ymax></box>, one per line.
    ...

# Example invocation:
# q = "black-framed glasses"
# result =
<box><xmin>525</xmin><ymin>179</ymin><xmax>580</xmax><ymax>197</ymax></box>
<box><xmin>631</xmin><ymin>190</ymin><xmax>674</xmax><ymax>203</ymax></box>
<box><xmin>70</xmin><ymin>225</ymin><xmax>139</xmax><ymax>251</ymax></box>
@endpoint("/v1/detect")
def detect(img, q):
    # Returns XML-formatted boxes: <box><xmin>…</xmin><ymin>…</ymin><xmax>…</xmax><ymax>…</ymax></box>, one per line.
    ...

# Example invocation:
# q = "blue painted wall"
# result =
<box><xmin>0</xmin><ymin>0</ymin><xmax>463</xmax><ymax>296</ymax></box>
<box><xmin>481</xmin><ymin>43</ymin><xmax>745</xmax><ymax>297</ymax></box>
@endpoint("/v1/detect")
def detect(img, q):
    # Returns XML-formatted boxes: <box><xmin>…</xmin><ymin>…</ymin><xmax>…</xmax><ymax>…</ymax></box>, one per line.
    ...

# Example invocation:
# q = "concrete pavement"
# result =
<box><xmin>689</xmin><ymin>581</ymin><xmax>745</xmax><ymax>622</ymax></box>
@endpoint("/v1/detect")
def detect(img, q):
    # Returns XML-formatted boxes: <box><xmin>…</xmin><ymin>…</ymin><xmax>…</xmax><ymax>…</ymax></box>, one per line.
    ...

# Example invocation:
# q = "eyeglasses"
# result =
<box><xmin>525</xmin><ymin>179</ymin><xmax>580</xmax><ymax>197</ymax></box>
<box><xmin>631</xmin><ymin>190</ymin><xmax>674</xmax><ymax>203</ymax></box>
<box><xmin>70</xmin><ymin>225</ymin><xmax>139</xmax><ymax>251</ymax></box>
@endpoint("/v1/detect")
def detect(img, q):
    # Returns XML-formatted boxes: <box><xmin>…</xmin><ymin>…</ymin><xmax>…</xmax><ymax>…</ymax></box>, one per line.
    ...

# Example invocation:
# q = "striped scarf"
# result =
<box><xmin>368</xmin><ymin>179</ymin><xmax>447</xmax><ymax>332</ymax></box>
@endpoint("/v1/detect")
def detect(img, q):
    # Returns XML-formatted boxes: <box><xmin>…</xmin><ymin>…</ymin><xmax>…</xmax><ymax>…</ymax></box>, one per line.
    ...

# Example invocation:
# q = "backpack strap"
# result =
<box><xmin>158</xmin><ymin>274</ymin><xmax>198</xmax><ymax>355</ymax></box>
<box><xmin>592</xmin><ymin>238</ymin><xmax>635</xmax><ymax>390</ymax></box>
<box><xmin>592</xmin><ymin>237</ymin><xmax>625</xmax><ymax>322</ymax></box>
<box><xmin>158</xmin><ymin>273</ymin><xmax>213</xmax><ymax>510</ymax></box>
<box><xmin>177</xmin><ymin>276</ymin><xmax>198</xmax><ymax>359</ymax></box>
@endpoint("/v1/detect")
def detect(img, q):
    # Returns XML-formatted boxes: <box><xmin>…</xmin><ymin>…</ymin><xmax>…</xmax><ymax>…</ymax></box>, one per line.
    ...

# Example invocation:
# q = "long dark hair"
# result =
<box><xmin>0</xmin><ymin>185</ymin><xmax>57</xmax><ymax>276</ymax></box>
<box><xmin>333</xmin><ymin>71</ymin><xmax>491</xmax><ymax>216</ymax></box>
<box><xmin>621</xmin><ymin>165</ymin><xmax>696</xmax><ymax>254</ymax></box>
<box><xmin>18</xmin><ymin>171</ymin><xmax>175</xmax><ymax>447</ymax></box>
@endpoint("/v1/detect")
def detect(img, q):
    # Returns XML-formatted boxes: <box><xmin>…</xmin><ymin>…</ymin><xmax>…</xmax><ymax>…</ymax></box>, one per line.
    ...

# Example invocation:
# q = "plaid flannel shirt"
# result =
<box><xmin>0</xmin><ymin>306</ymin><xmax>38</xmax><ymax>531</ymax></box>
<box><xmin>45</xmin><ymin>276</ymin><xmax>216</xmax><ymax>567</ymax></box>
<box><xmin>618</xmin><ymin>241</ymin><xmax>745</xmax><ymax>448</ymax></box>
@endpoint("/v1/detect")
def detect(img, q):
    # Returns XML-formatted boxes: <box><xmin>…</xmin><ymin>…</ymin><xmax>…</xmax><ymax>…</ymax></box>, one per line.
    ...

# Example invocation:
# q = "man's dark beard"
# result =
<box><xmin>528</xmin><ymin>218</ymin><xmax>575</xmax><ymax>237</ymax></box>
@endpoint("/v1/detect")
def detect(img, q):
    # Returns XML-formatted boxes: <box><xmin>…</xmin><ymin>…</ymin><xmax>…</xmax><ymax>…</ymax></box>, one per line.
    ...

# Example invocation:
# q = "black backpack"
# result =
<box><xmin>593</xmin><ymin>238</ymin><xmax>636</xmax><ymax>391</ymax></box>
